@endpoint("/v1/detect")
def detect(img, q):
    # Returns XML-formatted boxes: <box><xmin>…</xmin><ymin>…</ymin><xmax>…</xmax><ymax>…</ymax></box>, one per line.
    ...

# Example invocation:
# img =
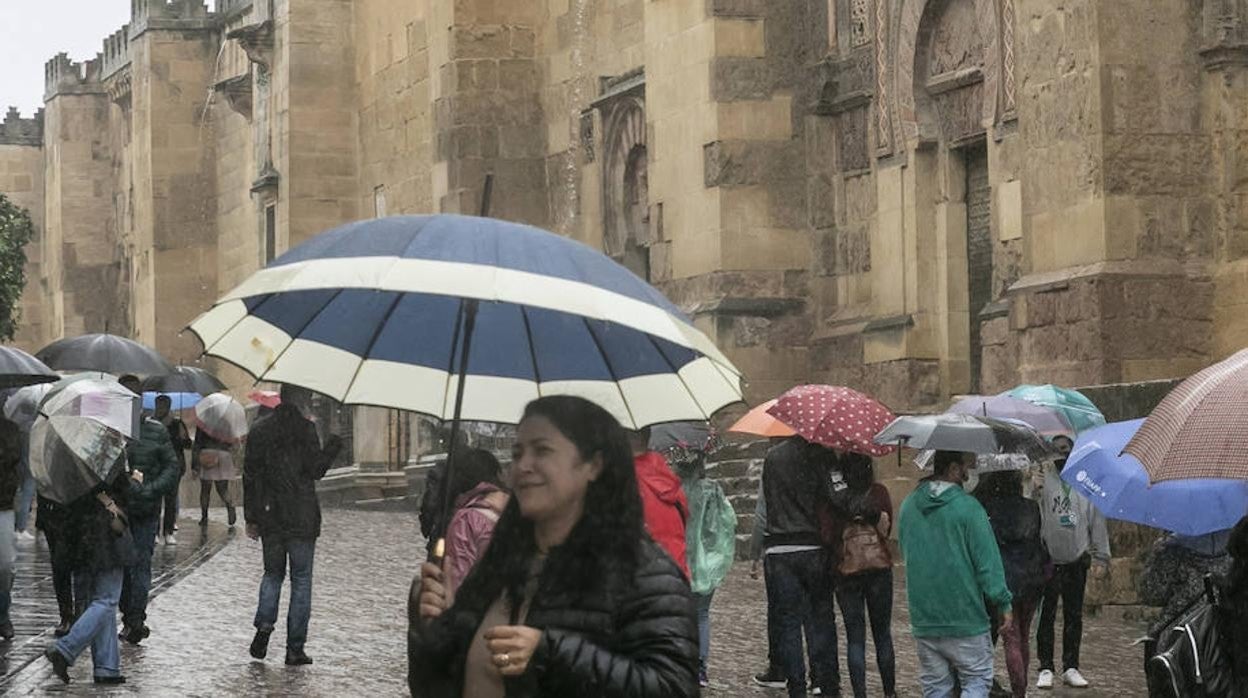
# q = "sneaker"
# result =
<box><xmin>93</xmin><ymin>676</ymin><xmax>126</xmax><ymax>685</ymax></box>
<box><xmin>16</xmin><ymin>530</ymin><xmax>35</xmax><ymax>542</ymax></box>
<box><xmin>165</xmin><ymin>533</ymin><xmax>178</xmax><ymax>545</ymax></box>
<box><xmin>1063</xmin><ymin>668</ymin><xmax>1090</xmax><ymax>688</ymax></box>
<box><xmin>811</xmin><ymin>688</ymin><xmax>823</xmax><ymax>696</ymax></box>
<box><xmin>120</xmin><ymin>624</ymin><xmax>150</xmax><ymax>645</ymax></box>
<box><xmin>44</xmin><ymin>647</ymin><xmax>70</xmax><ymax>684</ymax></box>
<box><xmin>0</xmin><ymin>620</ymin><xmax>13</xmax><ymax>640</ymax></box>
<box><xmin>250</xmin><ymin>628</ymin><xmax>272</xmax><ymax>659</ymax></box>
<box><xmin>754</xmin><ymin>668</ymin><xmax>786</xmax><ymax>689</ymax></box>
<box><xmin>1036</xmin><ymin>669</ymin><xmax>1054</xmax><ymax>689</ymax></box>
<box><xmin>285</xmin><ymin>649</ymin><xmax>313</xmax><ymax>666</ymax></box>
<box><xmin>698</xmin><ymin>669</ymin><xmax>709</xmax><ymax>688</ymax></box>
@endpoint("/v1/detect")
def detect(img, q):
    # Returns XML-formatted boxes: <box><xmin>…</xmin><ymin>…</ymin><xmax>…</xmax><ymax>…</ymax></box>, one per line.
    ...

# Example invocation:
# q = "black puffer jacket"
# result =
<box><xmin>0</xmin><ymin>417</ymin><xmax>21</xmax><ymax>511</ymax></box>
<box><xmin>409</xmin><ymin>538</ymin><xmax>699</xmax><ymax>698</ymax></box>
<box><xmin>243</xmin><ymin>405</ymin><xmax>342</xmax><ymax>539</ymax></box>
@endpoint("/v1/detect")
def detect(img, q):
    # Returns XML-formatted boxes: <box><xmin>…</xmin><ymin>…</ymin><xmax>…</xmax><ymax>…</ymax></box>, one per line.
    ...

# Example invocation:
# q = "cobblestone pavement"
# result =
<box><xmin>3</xmin><ymin>508</ymin><xmax>1151</xmax><ymax>696</ymax></box>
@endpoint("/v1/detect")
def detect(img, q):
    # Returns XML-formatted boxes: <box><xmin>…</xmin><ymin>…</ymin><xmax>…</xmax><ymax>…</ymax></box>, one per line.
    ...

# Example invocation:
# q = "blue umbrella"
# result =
<box><xmin>141</xmin><ymin>391</ymin><xmax>203</xmax><ymax>412</ymax></box>
<box><xmin>187</xmin><ymin>214</ymin><xmax>743</xmax><ymax>429</ymax></box>
<box><xmin>1063</xmin><ymin>419</ymin><xmax>1248</xmax><ymax>536</ymax></box>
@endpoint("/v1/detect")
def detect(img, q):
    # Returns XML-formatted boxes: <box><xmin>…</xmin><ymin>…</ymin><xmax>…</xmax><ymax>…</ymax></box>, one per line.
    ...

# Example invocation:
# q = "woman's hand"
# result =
<box><xmin>484</xmin><ymin>625</ymin><xmax>542</xmax><ymax>677</ymax></box>
<box><xmin>418</xmin><ymin>562</ymin><xmax>449</xmax><ymax>620</ymax></box>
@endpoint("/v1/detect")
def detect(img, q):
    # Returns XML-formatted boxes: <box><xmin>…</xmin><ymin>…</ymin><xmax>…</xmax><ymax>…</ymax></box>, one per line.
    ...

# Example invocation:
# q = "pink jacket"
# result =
<box><xmin>442</xmin><ymin>482</ymin><xmax>509</xmax><ymax>598</ymax></box>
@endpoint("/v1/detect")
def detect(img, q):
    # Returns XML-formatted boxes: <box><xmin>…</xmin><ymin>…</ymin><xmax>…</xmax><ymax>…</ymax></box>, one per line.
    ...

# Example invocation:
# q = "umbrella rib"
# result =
<box><xmin>441</xmin><ymin>298</ymin><xmax>468</xmax><ymax>422</ymax></box>
<box><xmin>580</xmin><ymin>317</ymin><xmax>639</xmax><ymax>430</ymax></box>
<box><xmin>340</xmin><ymin>291</ymin><xmax>406</xmax><ymax>404</ymax></box>
<box><xmin>518</xmin><ymin>306</ymin><xmax>543</xmax><ymax>390</ymax></box>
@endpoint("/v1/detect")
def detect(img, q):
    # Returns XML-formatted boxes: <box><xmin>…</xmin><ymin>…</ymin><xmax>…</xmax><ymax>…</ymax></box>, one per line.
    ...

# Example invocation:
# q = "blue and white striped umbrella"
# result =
<box><xmin>188</xmin><ymin>215</ymin><xmax>744</xmax><ymax>428</ymax></box>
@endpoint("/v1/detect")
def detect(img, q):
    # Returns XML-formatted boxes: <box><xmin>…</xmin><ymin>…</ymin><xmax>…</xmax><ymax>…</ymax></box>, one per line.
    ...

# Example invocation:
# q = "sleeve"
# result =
<box><xmin>243</xmin><ymin>430</ymin><xmax>263</xmax><ymax>524</ymax></box>
<box><xmin>1137</xmin><ymin>544</ymin><xmax>1173</xmax><ymax>607</ymax></box>
<box><xmin>442</xmin><ymin>510</ymin><xmax>476</xmax><ymax>598</ymax></box>
<box><xmin>142</xmin><ymin>427</ymin><xmax>184</xmax><ymax>498</ymax></box>
<box><xmin>305</xmin><ymin>422</ymin><xmax>340</xmax><ymax>481</ymax></box>
<box><xmin>968</xmin><ymin>504</ymin><xmax>1014</xmax><ymax>613</ymax></box>
<box><xmin>872</xmin><ymin>484</ymin><xmax>894</xmax><ymax>536</ymax></box>
<box><xmin>1089</xmin><ymin>505</ymin><xmax>1111</xmax><ymax>563</ymax></box>
<box><xmin>531</xmin><ymin>562</ymin><xmax>700</xmax><ymax>698</ymax></box>
<box><xmin>750</xmin><ymin>479</ymin><xmax>766</xmax><ymax>561</ymax></box>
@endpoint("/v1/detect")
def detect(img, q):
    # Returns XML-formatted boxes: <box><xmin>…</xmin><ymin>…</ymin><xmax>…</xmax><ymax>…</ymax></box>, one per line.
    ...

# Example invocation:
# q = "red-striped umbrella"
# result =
<box><xmin>766</xmin><ymin>385</ymin><xmax>898</xmax><ymax>456</ymax></box>
<box><xmin>1126</xmin><ymin>349</ymin><xmax>1248</xmax><ymax>482</ymax></box>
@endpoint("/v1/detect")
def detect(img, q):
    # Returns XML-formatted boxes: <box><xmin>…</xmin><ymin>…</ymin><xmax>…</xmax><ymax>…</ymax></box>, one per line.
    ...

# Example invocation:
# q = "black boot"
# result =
<box><xmin>285</xmin><ymin>649</ymin><xmax>313</xmax><ymax>666</ymax></box>
<box><xmin>250</xmin><ymin>628</ymin><xmax>272</xmax><ymax>659</ymax></box>
<box><xmin>0</xmin><ymin>620</ymin><xmax>14</xmax><ymax>641</ymax></box>
<box><xmin>94</xmin><ymin>676</ymin><xmax>126</xmax><ymax>685</ymax></box>
<box><xmin>200</xmin><ymin>509</ymin><xmax>209</xmax><ymax>527</ymax></box>
<box><xmin>227</xmin><ymin>506</ymin><xmax>237</xmax><ymax>527</ymax></box>
<box><xmin>44</xmin><ymin>647</ymin><xmax>70</xmax><ymax>684</ymax></box>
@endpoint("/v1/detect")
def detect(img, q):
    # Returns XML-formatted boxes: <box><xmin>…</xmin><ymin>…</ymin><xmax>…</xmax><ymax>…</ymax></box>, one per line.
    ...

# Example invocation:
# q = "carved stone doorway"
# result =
<box><xmin>621</xmin><ymin>144</ymin><xmax>650</xmax><ymax>280</ymax></box>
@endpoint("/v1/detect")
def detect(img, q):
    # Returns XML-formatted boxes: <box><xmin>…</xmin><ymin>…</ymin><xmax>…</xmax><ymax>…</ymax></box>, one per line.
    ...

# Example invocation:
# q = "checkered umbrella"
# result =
<box><xmin>1126</xmin><ymin>349</ymin><xmax>1248</xmax><ymax>482</ymax></box>
<box><xmin>766</xmin><ymin>385</ymin><xmax>898</xmax><ymax>456</ymax></box>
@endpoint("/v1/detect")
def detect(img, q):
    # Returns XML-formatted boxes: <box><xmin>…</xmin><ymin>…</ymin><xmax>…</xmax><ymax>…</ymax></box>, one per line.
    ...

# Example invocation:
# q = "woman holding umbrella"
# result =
<box><xmin>409</xmin><ymin>396</ymin><xmax>699</xmax><ymax>697</ymax></box>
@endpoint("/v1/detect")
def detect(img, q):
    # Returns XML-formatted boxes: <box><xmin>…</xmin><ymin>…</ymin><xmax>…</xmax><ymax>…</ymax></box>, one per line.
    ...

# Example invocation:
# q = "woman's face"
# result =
<box><xmin>510</xmin><ymin>415</ymin><xmax>603</xmax><ymax>523</ymax></box>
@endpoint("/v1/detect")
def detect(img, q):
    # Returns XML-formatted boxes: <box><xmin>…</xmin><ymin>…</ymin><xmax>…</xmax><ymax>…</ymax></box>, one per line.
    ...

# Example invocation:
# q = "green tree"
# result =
<box><xmin>0</xmin><ymin>193</ymin><xmax>35</xmax><ymax>342</ymax></box>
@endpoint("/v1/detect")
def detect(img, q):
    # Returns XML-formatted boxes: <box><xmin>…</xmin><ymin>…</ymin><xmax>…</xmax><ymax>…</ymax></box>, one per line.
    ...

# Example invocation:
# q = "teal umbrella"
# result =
<box><xmin>1005</xmin><ymin>384</ymin><xmax>1105</xmax><ymax>433</ymax></box>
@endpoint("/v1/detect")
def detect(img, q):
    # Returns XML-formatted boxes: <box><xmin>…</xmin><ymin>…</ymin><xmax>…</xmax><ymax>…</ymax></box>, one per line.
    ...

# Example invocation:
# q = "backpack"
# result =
<box><xmin>685</xmin><ymin>479</ymin><xmax>736</xmax><ymax>595</ymax></box>
<box><xmin>1146</xmin><ymin>577</ymin><xmax>1236</xmax><ymax>698</ymax></box>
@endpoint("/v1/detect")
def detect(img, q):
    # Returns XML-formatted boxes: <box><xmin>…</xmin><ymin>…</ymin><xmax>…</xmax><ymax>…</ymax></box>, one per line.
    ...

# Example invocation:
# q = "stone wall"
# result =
<box><xmin>0</xmin><ymin>110</ymin><xmax>46</xmax><ymax>350</ymax></box>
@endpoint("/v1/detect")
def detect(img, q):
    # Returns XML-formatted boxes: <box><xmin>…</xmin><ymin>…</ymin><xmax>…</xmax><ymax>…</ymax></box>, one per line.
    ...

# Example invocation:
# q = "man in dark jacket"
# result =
<box><xmin>762</xmin><ymin>435</ymin><xmax>840</xmax><ymax>698</ymax></box>
<box><xmin>118</xmin><ymin>412</ymin><xmax>182</xmax><ymax>644</ymax></box>
<box><xmin>0</xmin><ymin>415</ymin><xmax>21</xmax><ymax>640</ymax></box>
<box><xmin>244</xmin><ymin>384</ymin><xmax>341</xmax><ymax>666</ymax></box>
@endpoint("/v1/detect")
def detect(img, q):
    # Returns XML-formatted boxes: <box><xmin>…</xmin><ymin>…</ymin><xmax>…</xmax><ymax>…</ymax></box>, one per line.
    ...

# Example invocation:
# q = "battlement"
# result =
<box><xmin>102</xmin><ymin>26</ymin><xmax>132</xmax><ymax>78</ymax></box>
<box><xmin>0</xmin><ymin>107</ymin><xmax>43</xmax><ymax>146</ymax></box>
<box><xmin>44</xmin><ymin>53</ymin><xmax>106</xmax><ymax>100</ymax></box>
<box><xmin>131</xmin><ymin>0</ymin><xmax>210</xmax><ymax>21</ymax></box>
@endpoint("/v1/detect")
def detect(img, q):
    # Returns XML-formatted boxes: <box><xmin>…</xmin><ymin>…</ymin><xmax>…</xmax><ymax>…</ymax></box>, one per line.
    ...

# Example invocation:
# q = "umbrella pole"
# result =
<box><xmin>432</xmin><ymin>298</ymin><xmax>480</xmax><ymax>562</ymax></box>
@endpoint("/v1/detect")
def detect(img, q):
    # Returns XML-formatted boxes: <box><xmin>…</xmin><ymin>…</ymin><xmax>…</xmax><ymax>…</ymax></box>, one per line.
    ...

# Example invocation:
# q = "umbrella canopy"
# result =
<box><xmin>948</xmin><ymin>394</ymin><xmax>1073</xmax><ymax>435</ymax></box>
<box><xmin>767</xmin><ymin>385</ymin><xmax>897</xmax><ymax>457</ymax></box>
<box><xmin>141</xmin><ymin>366</ymin><xmax>226</xmax><ymax>396</ymax></box>
<box><xmin>0</xmin><ymin>346</ymin><xmax>59</xmax><ymax>389</ymax></box>
<box><xmin>3</xmin><ymin>382</ymin><xmax>54</xmax><ymax>431</ymax></box>
<box><xmin>248</xmin><ymin>389</ymin><xmax>281</xmax><ymax>409</ymax></box>
<box><xmin>913</xmin><ymin>450</ymin><xmax>1033</xmax><ymax>473</ymax></box>
<box><xmin>649</xmin><ymin>422</ymin><xmax>712</xmax><ymax>453</ymax></box>
<box><xmin>36</xmin><ymin>333</ymin><xmax>174</xmax><ymax>377</ymax></box>
<box><xmin>1006</xmin><ymin>384</ymin><xmax>1105</xmax><ymax>433</ymax></box>
<box><xmin>874</xmin><ymin>414</ymin><xmax>1053</xmax><ymax>460</ymax></box>
<box><xmin>194</xmin><ymin>393</ymin><xmax>248</xmax><ymax>444</ymax></box>
<box><xmin>29</xmin><ymin>375</ymin><xmax>139</xmax><ymax>504</ymax></box>
<box><xmin>1066</xmin><ymin>419</ymin><xmax>1248</xmax><ymax>536</ymax></box>
<box><xmin>188</xmin><ymin>214</ymin><xmax>743</xmax><ymax>429</ymax></box>
<box><xmin>142</xmin><ymin>391</ymin><xmax>202</xmax><ymax>412</ymax></box>
<box><xmin>1125</xmin><ymin>349</ymin><xmax>1248</xmax><ymax>482</ymax></box>
<box><xmin>727</xmin><ymin>399</ymin><xmax>796</xmax><ymax>438</ymax></box>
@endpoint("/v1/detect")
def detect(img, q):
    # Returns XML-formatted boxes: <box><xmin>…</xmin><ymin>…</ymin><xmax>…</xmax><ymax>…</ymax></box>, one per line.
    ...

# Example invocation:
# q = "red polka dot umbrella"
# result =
<box><xmin>766</xmin><ymin>385</ymin><xmax>898</xmax><ymax>456</ymax></box>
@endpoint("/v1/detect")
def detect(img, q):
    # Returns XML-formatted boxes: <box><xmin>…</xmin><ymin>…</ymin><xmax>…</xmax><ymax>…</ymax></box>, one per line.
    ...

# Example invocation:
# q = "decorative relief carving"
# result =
<box><xmin>851</xmin><ymin>0</ymin><xmax>872</xmax><ymax>47</ymax></box>
<box><xmin>602</xmin><ymin>96</ymin><xmax>647</xmax><ymax>259</ymax></box>
<box><xmin>874</xmin><ymin>0</ymin><xmax>893</xmax><ymax>155</ymax></box>
<box><xmin>840</xmin><ymin>107</ymin><xmax>870</xmax><ymax>171</ymax></box>
<box><xmin>1001</xmin><ymin>0</ymin><xmax>1016</xmax><ymax>116</ymax></box>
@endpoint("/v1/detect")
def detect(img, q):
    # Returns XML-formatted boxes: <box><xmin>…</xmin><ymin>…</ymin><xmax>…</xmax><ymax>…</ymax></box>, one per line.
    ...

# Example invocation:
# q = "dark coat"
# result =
<box><xmin>974</xmin><ymin>492</ymin><xmax>1049</xmax><ymax>599</ymax></box>
<box><xmin>243</xmin><ymin>405</ymin><xmax>341</xmax><ymax>540</ymax></box>
<box><xmin>64</xmin><ymin>476</ymin><xmax>136</xmax><ymax>572</ymax></box>
<box><xmin>125</xmin><ymin>417</ymin><xmax>183</xmax><ymax>520</ymax></box>
<box><xmin>763</xmin><ymin>437</ymin><xmax>833</xmax><ymax>548</ymax></box>
<box><xmin>0</xmin><ymin>417</ymin><xmax>21</xmax><ymax>511</ymax></box>
<box><xmin>409</xmin><ymin>538</ymin><xmax>699</xmax><ymax>698</ymax></box>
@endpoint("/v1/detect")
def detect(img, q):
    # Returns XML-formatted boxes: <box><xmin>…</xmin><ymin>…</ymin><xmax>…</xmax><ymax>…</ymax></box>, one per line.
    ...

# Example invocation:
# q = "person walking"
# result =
<box><xmin>0</xmin><ymin>415</ymin><xmax>20</xmax><ymax>641</ymax></box>
<box><xmin>762</xmin><ymin>435</ymin><xmax>841</xmax><ymax>698</ymax></box>
<box><xmin>974</xmin><ymin>470</ymin><xmax>1048</xmax><ymax>698</ymax></box>
<box><xmin>1036</xmin><ymin>437</ymin><xmax>1110</xmax><ymax>690</ymax></box>
<box><xmin>899</xmin><ymin>450</ymin><xmax>1013</xmax><ymax>698</ymax></box>
<box><xmin>43</xmin><ymin>471</ymin><xmax>139</xmax><ymax>685</ymax></box>
<box><xmin>630</xmin><ymin>427</ymin><xmax>690</xmax><ymax>579</ymax></box>
<box><xmin>153</xmin><ymin>395</ymin><xmax>191</xmax><ymax>545</ymax></box>
<box><xmin>244</xmin><ymin>384</ymin><xmax>342</xmax><ymax>666</ymax></box>
<box><xmin>118</xmin><ymin>410</ymin><xmax>182</xmax><ymax>645</ymax></box>
<box><xmin>829</xmin><ymin>453</ymin><xmax>896</xmax><ymax>698</ymax></box>
<box><xmin>37</xmin><ymin>494</ymin><xmax>76</xmax><ymax>635</ymax></box>
<box><xmin>193</xmin><ymin>426</ymin><xmax>239</xmax><ymax>528</ymax></box>
<box><xmin>409</xmin><ymin>395</ymin><xmax>699</xmax><ymax>697</ymax></box>
<box><xmin>1218</xmin><ymin>516</ymin><xmax>1248</xmax><ymax>696</ymax></box>
<box><xmin>441</xmin><ymin>448</ymin><xmax>508</xmax><ymax>601</ymax></box>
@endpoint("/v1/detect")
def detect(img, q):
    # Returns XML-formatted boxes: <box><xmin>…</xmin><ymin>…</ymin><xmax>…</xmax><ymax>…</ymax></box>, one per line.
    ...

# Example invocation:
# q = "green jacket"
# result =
<box><xmin>126</xmin><ymin>417</ymin><xmax>183</xmax><ymax>520</ymax></box>
<box><xmin>899</xmin><ymin>479</ymin><xmax>1013</xmax><ymax>638</ymax></box>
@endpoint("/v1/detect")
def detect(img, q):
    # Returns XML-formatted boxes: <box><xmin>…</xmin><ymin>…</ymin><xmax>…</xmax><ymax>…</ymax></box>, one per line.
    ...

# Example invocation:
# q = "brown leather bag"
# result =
<box><xmin>837</xmin><ymin>520</ymin><xmax>892</xmax><ymax>577</ymax></box>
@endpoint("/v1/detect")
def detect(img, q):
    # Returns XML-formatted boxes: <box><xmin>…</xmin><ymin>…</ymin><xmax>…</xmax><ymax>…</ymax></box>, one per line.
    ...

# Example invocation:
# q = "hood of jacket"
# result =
<box><xmin>915</xmin><ymin>478</ymin><xmax>967</xmax><ymax>515</ymax></box>
<box><xmin>453</xmin><ymin>481</ymin><xmax>507</xmax><ymax>512</ymax></box>
<box><xmin>634</xmin><ymin>451</ymin><xmax>685</xmax><ymax>506</ymax></box>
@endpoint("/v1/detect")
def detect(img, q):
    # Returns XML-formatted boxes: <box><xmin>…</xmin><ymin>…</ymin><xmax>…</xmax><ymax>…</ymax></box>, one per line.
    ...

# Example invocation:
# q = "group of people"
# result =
<box><xmin>0</xmin><ymin>379</ymin><xmax>341</xmax><ymax>685</ymax></box>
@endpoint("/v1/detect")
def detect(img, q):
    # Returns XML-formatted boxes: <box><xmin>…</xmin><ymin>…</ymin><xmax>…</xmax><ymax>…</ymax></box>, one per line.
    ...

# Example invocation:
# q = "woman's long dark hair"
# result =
<box><xmin>974</xmin><ymin>470</ymin><xmax>1024</xmax><ymax>499</ymax></box>
<box><xmin>445</xmin><ymin>448</ymin><xmax>503</xmax><ymax>506</ymax></box>
<box><xmin>443</xmin><ymin>396</ymin><xmax>644</xmax><ymax>631</ymax></box>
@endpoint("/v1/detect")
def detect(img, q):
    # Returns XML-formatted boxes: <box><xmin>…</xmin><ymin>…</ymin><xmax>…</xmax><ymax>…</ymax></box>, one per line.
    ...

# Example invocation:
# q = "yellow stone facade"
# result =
<box><xmin>2</xmin><ymin>0</ymin><xmax>1247</xmax><ymax>436</ymax></box>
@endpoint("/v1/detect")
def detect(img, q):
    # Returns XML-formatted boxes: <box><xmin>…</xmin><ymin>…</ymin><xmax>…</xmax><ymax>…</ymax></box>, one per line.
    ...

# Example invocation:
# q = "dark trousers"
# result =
<box><xmin>768</xmin><ymin>549</ymin><xmax>840</xmax><ymax>698</ymax></box>
<box><xmin>835</xmin><ymin>569</ymin><xmax>896</xmax><ymax>698</ymax></box>
<box><xmin>1037</xmin><ymin>556</ymin><xmax>1090</xmax><ymax>672</ymax></box>
<box><xmin>120</xmin><ymin>515</ymin><xmax>160</xmax><ymax>628</ymax></box>
<box><xmin>764</xmin><ymin>556</ymin><xmax>817</xmax><ymax>676</ymax></box>
<box><xmin>161</xmin><ymin>475</ymin><xmax>181</xmax><ymax>535</ymax></box>
<box><xmin>43</xmin><ymin>525</ymin><xmax>75</xmax><ymax>622</ymax></box>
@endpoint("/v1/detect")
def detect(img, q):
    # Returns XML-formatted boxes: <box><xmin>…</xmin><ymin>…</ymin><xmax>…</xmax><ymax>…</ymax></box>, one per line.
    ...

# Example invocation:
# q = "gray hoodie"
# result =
<box><xmin>1039</xmin><ymin>465</ymin><xmax>1110</xmax><ymax>565</ymax></box>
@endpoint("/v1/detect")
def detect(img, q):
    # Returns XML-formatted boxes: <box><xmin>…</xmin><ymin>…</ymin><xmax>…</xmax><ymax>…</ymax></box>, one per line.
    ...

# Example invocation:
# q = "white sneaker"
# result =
<box><xmin>1063</xmin><ymin>668</ymin><xmax>1090</xmax><ymax>688</ymax></box>
<box><xmin>1037</xmin><ymin>669</ymin><xmax>1054</xmax><ymax>689</ymax></box>
<box><xmin>165</xmin><ymin>533</ymin><xmax>177</xmax><ymax>545</ymax></box>
<box><xmin>16</xmin><ymin>530</ymin><xmax>35</xmax><ymax>542</ymax></box>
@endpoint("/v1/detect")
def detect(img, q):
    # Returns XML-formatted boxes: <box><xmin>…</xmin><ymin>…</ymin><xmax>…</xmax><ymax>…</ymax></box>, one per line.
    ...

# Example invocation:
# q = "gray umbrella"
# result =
<box><xmin>36</xmin><ymin>333</ymin><xmax>174</xmax><ymax>377</ymax></box>
<box><xmin>29</xmin><ymin>375</ymin><xmax>140</xmax><ymax>504</ymax></box>
<box><xmin>141</xmin><ymin>365</ymin><xmax>226</xmax><ymax>395</ymax></box>
<box><xmin>0</xmin><ymin>345</ymin><xmax>58</xmax><ymax>389</ymax></box>
<box><xmin>874</xmin><ymin>414</ymin><xmax>1054</xmax><ymax>461</ymax></box>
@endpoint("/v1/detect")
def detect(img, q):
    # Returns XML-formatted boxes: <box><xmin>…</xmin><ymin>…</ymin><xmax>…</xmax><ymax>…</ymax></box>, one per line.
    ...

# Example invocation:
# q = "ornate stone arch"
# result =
<box><xmin>602</xmin><ymin>96</ymin><xmax>647</xmax><ymax>261</ymax></box>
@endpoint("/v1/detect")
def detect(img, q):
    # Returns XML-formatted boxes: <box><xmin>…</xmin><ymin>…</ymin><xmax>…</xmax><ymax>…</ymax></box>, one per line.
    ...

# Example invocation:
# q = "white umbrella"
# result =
<box><xmin>194</xmin><ymin>393</ymin><xmax>249</xmax><ymax>444</ymax></box>
<box><xmin>29</xmin><ymin>375</ymin><xmax>140</xmax><ymax>503</ymax></box>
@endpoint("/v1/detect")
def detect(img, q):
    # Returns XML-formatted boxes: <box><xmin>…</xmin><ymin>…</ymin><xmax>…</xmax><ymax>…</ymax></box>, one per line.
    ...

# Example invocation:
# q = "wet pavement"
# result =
<box><xmin>2</xmin><ymin>508</ymin><xmax>1150</xmax><ymax>696</ymax></box>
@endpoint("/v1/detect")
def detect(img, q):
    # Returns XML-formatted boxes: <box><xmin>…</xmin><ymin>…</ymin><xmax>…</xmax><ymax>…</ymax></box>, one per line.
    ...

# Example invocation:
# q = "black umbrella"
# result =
<box><xmin>0</xmin><ymin>346</ymin><xmax>58</xmax><ymax>389</ymax></box>
<box><xmin>36</xmin><ymin>333</ymin><xmax>174</xmax><ymax>377</ymax></box>
<box><xmin>141</xmin><ymin>365</ymin><xmax>226</xmax><ymax>395</ymax></box>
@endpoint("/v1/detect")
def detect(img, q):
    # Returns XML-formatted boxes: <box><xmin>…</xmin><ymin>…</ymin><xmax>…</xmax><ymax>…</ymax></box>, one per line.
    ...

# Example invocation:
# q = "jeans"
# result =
<box><xmin>53</xmin><ymin>567</ymin><xmax>123</xmax><ymax>679</ymax></box>
<box><xmin>162</xmin><ymin>474</ymin><xmax>181</xmax><ymax>535</ymax></box>
<box><xmin>995</xmin><ymin>592</ymin><xmax>1039</xmax><ymax>698</ymax></box>
<box><xmin>768</xmin><ymin>549</ymin><xmax>840</xmax><ymax>698</ymax></box>
<box><xmin>255</xmin><ymin>536</ymin><xmax>316</xmax><ymax>652</ymax></box>
<box><xmin>694</xmin><ymin>591</ymin><xmax>713</xmax><ymax>672</ymax></box>
<box><xmin>0</xmin><ymin>512</ymin><xmax>14</xmax><ymax>624</ymax></box>
<box><xmin>13</xmin><ymin>461</ymin><xmax>34</xmax><ymax>533</ymax></box>
<box><xmin>916</xmin><ymin>633</ymin><xmax>994</xmax><ymax>698</ymax></box>
<box><xmin>1037</xmin><ymin>556</ymin><xmax>1090</xmax><ymax>672</ymax></box>
<box><xmin>764</xmin><ymin>555</ymin><xmax>817</xmax><ymax>676</ymax></box>
<box><xmin>121</xmin><ymin>515</ymin><xmax>160</xmax><ymax>627</ymax></box>
<box><xmin>836</xmin><ymin>569</ymin><xmax>896</xmax><ymax>698</ymax></box>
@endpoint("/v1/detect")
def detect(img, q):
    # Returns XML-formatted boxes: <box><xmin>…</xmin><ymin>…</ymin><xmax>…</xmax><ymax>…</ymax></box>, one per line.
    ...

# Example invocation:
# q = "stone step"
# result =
<box><xmin>705</xmin><ymin>458</ymin><xmax>758</xmax><ymax>479</ymax></box>
<box><xmin>728</xmin><ymin>492</ymin><xmax>759</xmax><ymax>516</ymax></box>
<box><xmin>719</xmin><ymin>475</ymin><xmax>760</xmax><ymax>498</ymax></box>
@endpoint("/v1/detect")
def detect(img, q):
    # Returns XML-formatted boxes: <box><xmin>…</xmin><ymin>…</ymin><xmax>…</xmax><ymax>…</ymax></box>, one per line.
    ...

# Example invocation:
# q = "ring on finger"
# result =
<box><xmin>494</xmin><ymin>653</ymin><xmax>511</xmax><ymax>667</ymax></box>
